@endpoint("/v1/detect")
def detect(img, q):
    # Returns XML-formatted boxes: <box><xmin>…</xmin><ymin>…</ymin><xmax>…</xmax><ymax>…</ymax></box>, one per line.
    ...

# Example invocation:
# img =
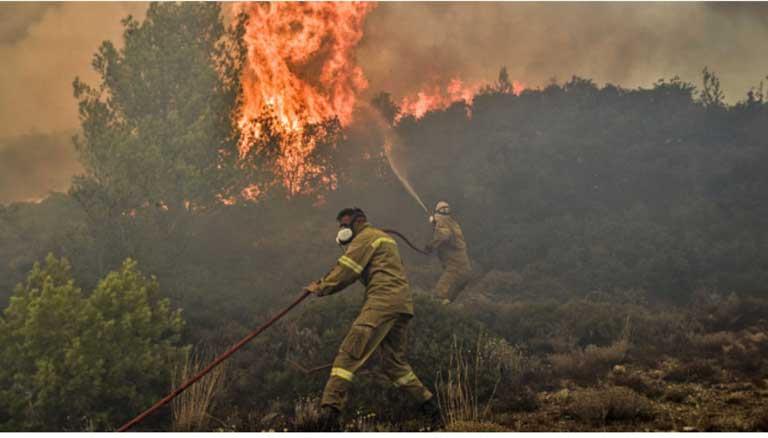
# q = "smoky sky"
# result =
<box><xmin>358</xmin><ymin>2</ymin><xmax>768</xmax><ymax>100</ymax></box>
<box><xmin>0</xmin><ymin>3</ymin><xmax>58</xmax><ymax>44</ymax></box>
<box><xmin>0</xmin><ymin>2</ymin><xmax>146</xmax><ymax>140</ymax></box>
<box><xmin>0</xmin><ymin>132</ymin><xmax>82</xmax><ymax>203</ymax></box>
<box><xmin>1</xmin><ymin>2</ymin><xmax>767</xmax><ymax>203</ymax></box>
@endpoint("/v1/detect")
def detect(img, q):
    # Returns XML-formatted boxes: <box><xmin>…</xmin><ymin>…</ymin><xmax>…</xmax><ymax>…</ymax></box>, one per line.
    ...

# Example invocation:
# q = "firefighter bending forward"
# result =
<box><xmin>304</xmin><ymin>207</ymin><xmax>440</xmax><ymax>430</ymax></box>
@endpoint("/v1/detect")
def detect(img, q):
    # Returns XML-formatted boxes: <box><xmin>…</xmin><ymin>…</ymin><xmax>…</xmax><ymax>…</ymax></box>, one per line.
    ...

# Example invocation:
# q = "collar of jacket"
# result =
<box><xmin>353</xmin><ymin>221</ymin><xmax>371</xmax><ymax>235</ymax></box>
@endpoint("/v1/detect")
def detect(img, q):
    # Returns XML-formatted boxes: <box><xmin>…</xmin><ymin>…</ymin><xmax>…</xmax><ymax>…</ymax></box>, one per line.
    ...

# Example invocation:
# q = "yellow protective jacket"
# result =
<box><xmin>307</xmin><ymin>223</ymin><xmax>414</xmax><ymax>316</ymax></box>
<box><xmin>430</xmin><ymin>214</ymin><xmax>471</xmax><ymax>272</ymax></box>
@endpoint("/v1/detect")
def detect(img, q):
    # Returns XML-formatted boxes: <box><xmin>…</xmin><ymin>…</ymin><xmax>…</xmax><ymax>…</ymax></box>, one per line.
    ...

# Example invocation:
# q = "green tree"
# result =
<box><xmin>700</xmin><ymin>67</ymin><xmax>725</xmax><ymax>108</ymax></box>
<box><xmin>0</xmin><ymin>254</ymin><xmax>186</xmax><ymax>431</ymax></box>
<box><xmin>70</xmin><ymin>3</ymin><xmax>248</xmax><ymax>273</ymax></box>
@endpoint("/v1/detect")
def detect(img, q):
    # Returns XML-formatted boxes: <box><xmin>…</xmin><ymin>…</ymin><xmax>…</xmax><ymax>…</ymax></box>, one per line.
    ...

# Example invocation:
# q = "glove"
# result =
<box><xmin>304</xmin><ymin>281</ymin><xmax>324</xmax><ymax>297</ymax></box>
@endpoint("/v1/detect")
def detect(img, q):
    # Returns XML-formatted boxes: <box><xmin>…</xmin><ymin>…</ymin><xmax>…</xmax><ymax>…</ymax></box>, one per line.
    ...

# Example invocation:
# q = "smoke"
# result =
<box><xmin>0</xmin><ymin>2</ymin><xmax>145</xmax><ymax>201</ymax></box>
<box><xmin>1</xmin><ymin>2</ymin><xmax>768</xmax><ymax>202</ymax></box>
<box><xmin>351</xmin><ymin>103</ymin><xmax>430</xmax><ymax>214</ymax></box>
<box><xmin>357</xmin><ymin>3</ymin><xmax>768</xmax><ymax>101</ymax></box>
<box><xmin>0</xmin><ymin>132</ymin><xmax>82</xmax><ymax>204</ymax></box>
<box><xmin>3</xmin><ymin>2</ymin><xmax>767</xmax><ymax>141</ymax></box>
<box><xmin>0</xmin><ymin>2</ymin><xmax>146</xmax><ymax>139</ymax></box>
<box><xmin>382</xmin><ymin>129</ymin><xmax>429</xmax><ymax>215</ymax></box>
<box><xmin>0</xmin><ymin>3</ymin><xmax>59</xmax><ymax>45</ymax></box>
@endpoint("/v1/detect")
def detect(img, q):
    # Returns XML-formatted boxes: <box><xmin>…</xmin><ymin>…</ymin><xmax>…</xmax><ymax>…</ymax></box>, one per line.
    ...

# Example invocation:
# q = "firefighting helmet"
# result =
<box><xmin>434</xmin><ymin>201</ymin><xmax>451</xmax><ymax>215</ymax></box>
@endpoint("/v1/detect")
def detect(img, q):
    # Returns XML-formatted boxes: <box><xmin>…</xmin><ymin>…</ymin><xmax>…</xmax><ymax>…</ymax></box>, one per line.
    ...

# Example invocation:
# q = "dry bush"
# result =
<box><xmin>171</xmin><ymin>350</ymin><xmax>228</xmax><ymax>431</ymax></box>
<box><xmin>549</xmin><ymin>315</ymin><xmax>631</xmax><ymax>384</ymax></box>
<box><xmin>436</xmin><ymin>333</ymin><xmax>524</xmax><ymax>426</ymax></box>
<box><xmin>662</xmin><ymin>385</ymin><xmax>691</xmax><ymax>403</ymax></box>
<box><xmin>628</xmin><ymin>308</ymin><xmax>691</xmax><ymax>361</ymax></box>
<box><xmin>292</xmin><ymin>396</ymin><xmax>321</xmax><ymax>430</ymax></box>
<box><xmin>567</xmin><ymin>386</ymin><xmax>654</xmax><ymax>425</ymax></box>
<box><xmin>550</xmin><ymin>338</ymin><xmax>629</xmax><ymax>384</ymax></box>
<box><xmin>481</xmin><ymin>336</ymin><xmax>543</xmax><ymax>412</ymax></box>
<box><xmin>698</xmin><ymin>414</ymin><xmax>756</xmax><ymax>432</ymax></box>
<box><xmin>663</xmin><ymin>361</ymin><xmax>720</xmax><ymax>383</ymax></box>
<box><xmin>720</xmin><ymin>329</ymin><xmax>768</xmax><ymax>375</ymax></box>
<box><xmin>690</xmin><ymin>291</ymin><xmax>768</xmax><ymax>332</ymax></box>
<box><xmin>684</xmin><ymin>328</ymin><xmax>768</xmax><ymax>376</ymax></box>
<box><xmin>436</xmin><ymin>336</ymin><xmax>490</xmax><ymax>426</ymax></box>
<box><xmin>609</xmin><ymin>370</ymin><xmax>663</xmax><ymax>399</ymax></box>
<box><xmin>689</xmin><ymin>331</ymin><xmax>734</xmax><ymax>352</ymax></box>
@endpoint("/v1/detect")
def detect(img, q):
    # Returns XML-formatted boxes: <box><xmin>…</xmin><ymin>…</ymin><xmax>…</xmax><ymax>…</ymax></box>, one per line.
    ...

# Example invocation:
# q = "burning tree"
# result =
<box><xmin>234</xmin><ymin>2</ymin><xmax>373</xmax><ymax>196</ymax></box>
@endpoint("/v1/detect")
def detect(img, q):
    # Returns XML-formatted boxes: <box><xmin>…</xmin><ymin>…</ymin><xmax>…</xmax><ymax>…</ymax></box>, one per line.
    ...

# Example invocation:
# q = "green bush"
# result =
<box><xmin>0</xmin><ymin>254</ymin><xmax>186</xmax><ymax>431</ymax></box>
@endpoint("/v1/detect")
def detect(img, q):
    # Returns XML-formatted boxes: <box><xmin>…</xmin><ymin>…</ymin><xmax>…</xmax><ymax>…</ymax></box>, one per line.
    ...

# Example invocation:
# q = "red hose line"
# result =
<box><xmin>117</xmin><ymin>290</ymin><xmax>311</xmax><ymax>432</ymax></box>
<box><xmin>119</xmin><ymin>229</ymin><xmax>421</xmax><ymax>431</ymax></box>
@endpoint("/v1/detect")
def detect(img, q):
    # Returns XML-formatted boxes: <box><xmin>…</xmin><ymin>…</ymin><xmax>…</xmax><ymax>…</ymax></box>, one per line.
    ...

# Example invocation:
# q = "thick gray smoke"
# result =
<box><xmin>0</xmin><ymin>2</ymin><xmax>146</xmax><ymax>139</ymax></box>
<box><xmin>0</xmin><ymin>2</ymin><xmax>145</xmax><ymax>203</ymax></box>
<box><xmin>0</xmin><ymin>132</ymin><xmax>82</xmax><ymax>203</ymax></box>
<box><xmin>358</xmin><ymin>2</ymin><xmax>768</xmax><ymax>101</ymax></box>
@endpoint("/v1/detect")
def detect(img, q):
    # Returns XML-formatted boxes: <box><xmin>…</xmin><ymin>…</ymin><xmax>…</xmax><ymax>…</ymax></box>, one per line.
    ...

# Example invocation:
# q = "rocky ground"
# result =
<box><xmin>503</xmin><ymin>367</ymin><xmax>768</xmax><ymax>432</ymax></box>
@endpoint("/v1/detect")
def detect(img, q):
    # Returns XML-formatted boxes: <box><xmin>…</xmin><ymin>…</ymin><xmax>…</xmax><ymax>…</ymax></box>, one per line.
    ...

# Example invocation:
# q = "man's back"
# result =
<box><xmin>338</xmin><ymin>223</ymin><xmax>414</xmax><ymax>315</ymax></box>
<box><xmin>433</xmin><ymin>215</ymin><xmax>471</xmax><ymax>271</ymax></box>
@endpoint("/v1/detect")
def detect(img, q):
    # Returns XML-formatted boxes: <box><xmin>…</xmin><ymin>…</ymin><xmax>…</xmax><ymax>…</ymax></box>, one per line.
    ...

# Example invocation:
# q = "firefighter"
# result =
<box><xmin>304</xmin><ymin>207</ymin><xmax>440</xmax><ymax>431</ymax></box>
<box><xmin>426</xmin><ymin>201</ymin><xmax>472</xmax><ymax>304</ymax></box>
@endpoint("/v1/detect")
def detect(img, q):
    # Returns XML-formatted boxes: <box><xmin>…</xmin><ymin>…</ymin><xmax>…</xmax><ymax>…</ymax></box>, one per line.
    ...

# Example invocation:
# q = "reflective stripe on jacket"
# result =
<box><xmin>312</xmin><ymin>223</ymin><xmax>414</xmax><ymax>315</ymax></box>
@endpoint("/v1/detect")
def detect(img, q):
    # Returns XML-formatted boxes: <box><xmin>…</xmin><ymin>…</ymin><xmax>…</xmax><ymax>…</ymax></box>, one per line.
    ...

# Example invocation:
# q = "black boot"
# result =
<box><xmin>317</xmin><ymin>405</ymin><xmax>341</xmax><ymax>432</ymax></box>
<box><xmin>419</xmin><ymin>397</ymin><xmax>443</xmax><ymax>430</ymax></box>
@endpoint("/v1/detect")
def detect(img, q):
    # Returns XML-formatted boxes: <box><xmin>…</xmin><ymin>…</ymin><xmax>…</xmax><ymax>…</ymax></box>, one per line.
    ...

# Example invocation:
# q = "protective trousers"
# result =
<box><xmin>434</xmin><ymin>267</ymin><xmax>472</xmax><ymax>302</ymax></box>
<box><xmin>320</xmin><ymin>310</ymin><xmax>433</xmax><ymax>411</ymax></box>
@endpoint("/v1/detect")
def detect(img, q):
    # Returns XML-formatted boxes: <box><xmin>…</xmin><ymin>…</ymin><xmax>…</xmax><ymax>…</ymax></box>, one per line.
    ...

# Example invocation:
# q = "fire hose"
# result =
<box><xmin>382</xmin><ymin>229</ymin><xmax>430</xmax><ymax>256</ymax></box>
<box><xmin>117</xmin><ymin>290</ymin><xmax>311</xmax><ymax>432</ymax></box>
<box><xmin>117</xmin><ymin>230</ymin><xmax>424</xmax><ymax>431</ymax></box>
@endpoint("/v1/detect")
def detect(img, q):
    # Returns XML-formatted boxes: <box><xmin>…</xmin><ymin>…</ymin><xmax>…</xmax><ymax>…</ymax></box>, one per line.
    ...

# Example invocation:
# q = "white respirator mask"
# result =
<box><xmin>336</xmin><ymin>226</ymin><xmax>354</xmax><ymax>246</ymax></box>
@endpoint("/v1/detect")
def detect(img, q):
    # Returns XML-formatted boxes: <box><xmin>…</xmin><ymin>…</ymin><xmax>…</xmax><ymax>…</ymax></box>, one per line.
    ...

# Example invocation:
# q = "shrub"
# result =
<box><xmin>436</xmin><ymin>334</ymin><xmax>499</xmax><ymax>427</ymax></box>
<box><xmin>171</xmin><ymin>350</ymin><xmax>228</xmax><ymax>431</ymax></box>
<box><xmin>291</xmin><ymin>396</ymin><xmax>322</xmax><ymax>431</ymax></box>
<box><xmin>557</xmin><ymin>298</ymin><xmax>636</xmax><ymax>347</ymax></box>
<box><xmin>690</xmin><ymin>291</ymin><xmax>768</xmax><ymax>332</ymax></box>
<box><xmin>550</xmin><ymin>339</ymin><xmax>629</xmax><ymax>384</ymax></box>
<box><xmin>663</xmin><ymin>361</ymin><xmax>720</xmax><ymax>383</ymax></box>
<box><xmin>662</xmin><ymin>386</ymin><xmax>691</xmax><ymax>403</ymax></box>
<box><xmin>0</xmin><ymin>255</ymin><xmax>186</xmax><ymax>431</ymax></box>
<box><xmin>222</xmin><ymin>294</ymin><xmax>492</xmax><ymax>425</ymax></box>
<box><xmin>609</xmin><ymin>371</ymin><xmax>663</xmax><ymax>399</ymax></box>
<box><xmin>567</xmin><ymin>386</ymin><xmax>654</xmax><ymax>425</ymax></box>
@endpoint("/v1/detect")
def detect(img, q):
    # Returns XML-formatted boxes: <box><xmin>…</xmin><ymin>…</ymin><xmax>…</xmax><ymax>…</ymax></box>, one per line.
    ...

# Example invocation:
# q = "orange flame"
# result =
<box><xmin>231</xmin><ymin>2</ymin><xmax>524</xmax><ymax>197</ymax></box>
<box><xmin>396</xmin><ymin>78</ymin><xmax>525</xmax><ymax>121</ymax></box>
<box><xmin>234</xmin><ymin>2</ymin><xmax>374</xmax><ymax>195</ymax></box>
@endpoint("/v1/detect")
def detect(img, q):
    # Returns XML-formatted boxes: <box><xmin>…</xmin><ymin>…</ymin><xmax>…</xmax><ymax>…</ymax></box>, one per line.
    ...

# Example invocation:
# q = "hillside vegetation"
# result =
<box><xmin>1</xmin><ymin>3</ymin><xmax>767</xmax><ymax>431</ymax></box>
